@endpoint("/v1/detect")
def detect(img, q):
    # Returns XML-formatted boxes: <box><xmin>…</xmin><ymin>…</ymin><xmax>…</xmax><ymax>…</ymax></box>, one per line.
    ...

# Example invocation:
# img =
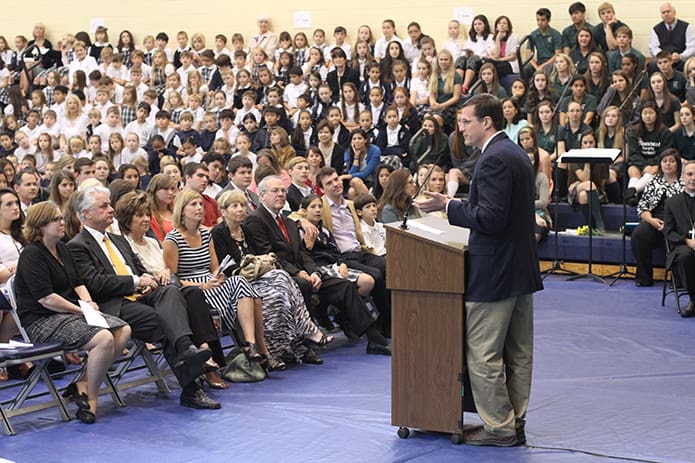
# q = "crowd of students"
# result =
<box><xmin>0</xmin><ymin>2</ymin><xmax>695</xmax><ymax>416</ymax></box>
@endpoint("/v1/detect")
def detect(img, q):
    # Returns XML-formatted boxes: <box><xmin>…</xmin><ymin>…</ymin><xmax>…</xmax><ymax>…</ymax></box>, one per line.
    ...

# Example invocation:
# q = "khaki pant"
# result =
<box><xmin>465</xmin><ymin>294</ymin><xmax>534</xmax><ymax>436</ymax></box>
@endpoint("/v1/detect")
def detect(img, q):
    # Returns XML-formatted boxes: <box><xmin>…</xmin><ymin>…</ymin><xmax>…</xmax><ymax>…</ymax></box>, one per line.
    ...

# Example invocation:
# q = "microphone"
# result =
<box><xmin>467</xmin><ymin>79</ymin><xmax>484</xmax><ymax>95</ymax></box>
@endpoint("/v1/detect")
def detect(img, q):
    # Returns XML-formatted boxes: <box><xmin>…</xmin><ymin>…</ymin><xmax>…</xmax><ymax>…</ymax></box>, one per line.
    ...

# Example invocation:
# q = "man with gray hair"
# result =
<box><xmin>67</xmin><ymin>186</ymin><xmax>221</xmax><ymax>409</ymax></box>
<box><xmin>245</xmin><ymin>175</ymin><xmax>391</xmax><ymax>355</ymax></box>
<box><xmin>649</xmin><ymin>2</ymin><xmax>695</xmax><ymax>70</ymax></box>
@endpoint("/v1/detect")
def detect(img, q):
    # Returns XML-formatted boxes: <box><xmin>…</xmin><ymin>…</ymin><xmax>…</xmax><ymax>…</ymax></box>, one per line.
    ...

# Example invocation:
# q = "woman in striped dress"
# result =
<box><xmin>212</xmin><ymin>190</ymin><xmax>333</xmax><ymax>366</ymax></box>
<box><xmin>162</xmin><ymin>189</ymin><xmax>272</xmax><ymax>366</ymax></box>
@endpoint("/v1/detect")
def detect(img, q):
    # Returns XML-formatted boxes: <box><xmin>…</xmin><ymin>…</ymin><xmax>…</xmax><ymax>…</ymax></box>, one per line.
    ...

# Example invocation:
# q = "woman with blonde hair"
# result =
<box><xmin>428</xmin><ymin>49</ymin><xmax>462</xmax><ymax>132</ymax></box>
<box><xmin>163</xmin><ymin>190</ymin><xmax>280</xmax><ymax>369</ymax></box>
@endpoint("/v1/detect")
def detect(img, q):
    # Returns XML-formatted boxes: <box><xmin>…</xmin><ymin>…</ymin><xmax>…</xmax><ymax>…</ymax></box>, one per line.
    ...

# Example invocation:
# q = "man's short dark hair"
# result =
<box><xmin>354</xmin><ymin>193</ymin><xmax>377</xmax><ymax>211</ymax></box>
<box><xmin>570</xmin><ymin>75</ymin><xmax>587</xmax><ymax>86</ymax></box>
<box><xmin>536</xmin><ymin>8</ymin><xmax>552</xmax><ymax>19</ymax></box>
<box><xmin>219</xmin><ymin>109</ymin><xmax>234</xmax><ymax>120</ymax></box>
<box><xmin>202</xmin><ymin>152</ymin><xmax>225</xmax><ymax>166</ymax></box>
<box><xmin>137</xmin><ymin>101</ymin><xmax>151</xmax><ymax>114</ymax></box>
<box><xmin>74</xmin><ymin>157</ymin><xmax>95</xmax><ymax>174</ymax></box>
<box><xmin>228</xmin><ymin>156</ymin><xmax>253</xmax><ymax>175</ymax></box>
<box><xmin>316</xmin><ymin>166</ymin><xmax>337</xmax><ymax>189</ymax></box>
<box><xmin>183</xmin><ymin>162</ymin><xmax>207</xmax><ymax>178</ymax></box>
<box><xmin>263</xmin><ymin>106</ymin><xmax>283</xmax><ymax>117</ymax></box>
<box><xmin>14</xmin><ymin>168</ymin><xmax>38</xmax><ymax>186</ymax></box>
<box><xmin>462</xmin><ymin>94</ymin><xmax>505</xmax><ymax>131</ymax></box>
<box><xmin>568</xmin><ymin>2</ymin><xmax>586</xmax><ymax>14</ymax></box>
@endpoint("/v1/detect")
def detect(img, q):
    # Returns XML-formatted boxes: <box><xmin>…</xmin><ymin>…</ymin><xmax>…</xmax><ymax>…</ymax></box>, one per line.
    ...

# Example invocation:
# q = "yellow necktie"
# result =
<box><xmin>103</xmin><ymin>235</ymin><xmax>137</xmax><ymax>301</ymax></box>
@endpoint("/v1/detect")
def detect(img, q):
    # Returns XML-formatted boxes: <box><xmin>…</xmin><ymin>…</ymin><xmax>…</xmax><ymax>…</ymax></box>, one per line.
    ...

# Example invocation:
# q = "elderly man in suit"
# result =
<box><xmin>244</xmin><ymin>175</ymin><xmax>391</xmax><ymax>355</ymax></box>
<box><xmin>664</xmin><ymin>162</ymin><xmax>695</xmax><ymax>317</ymax></box>
<box><xmin>68</xmin><ymin>186</ymin><xmax>220</xmax><ymax>409</ymax></box>
<box><xmin>417</xmin><ymin>94</ymin><xmax>543</xmax><ymax>447</ymax></box>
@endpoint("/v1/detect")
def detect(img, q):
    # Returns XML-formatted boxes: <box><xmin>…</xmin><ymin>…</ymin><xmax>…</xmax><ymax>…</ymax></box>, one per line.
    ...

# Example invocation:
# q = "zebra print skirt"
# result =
<box><xmin>252</xmin><ymin>269</ymin><xmax>321</xmax><ymax>362</ymax></box>
<box><xmin>188</xmin><ymin>274</ymin><xmax>259</xmax><ymax>333</ymax></box>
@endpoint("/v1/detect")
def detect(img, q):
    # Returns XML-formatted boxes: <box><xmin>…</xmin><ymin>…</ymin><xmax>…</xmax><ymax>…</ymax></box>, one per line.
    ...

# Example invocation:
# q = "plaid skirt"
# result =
<box><xmin>27</xmin><ymin>312</ymin><xmax>127</xmax><ymax>351</ymax></box>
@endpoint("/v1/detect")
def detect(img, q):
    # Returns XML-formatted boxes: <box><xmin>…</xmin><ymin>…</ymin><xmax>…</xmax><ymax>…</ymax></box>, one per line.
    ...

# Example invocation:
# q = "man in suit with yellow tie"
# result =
<box><xmin>68</xmin><ymin>186</ymin><xmax>221</xmax><ymax>410</ymax></box>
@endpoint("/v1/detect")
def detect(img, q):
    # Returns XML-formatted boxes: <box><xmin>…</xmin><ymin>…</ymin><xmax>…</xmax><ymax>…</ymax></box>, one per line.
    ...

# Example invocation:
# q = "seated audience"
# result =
<box><xmin>67</xmin><ymin>186</ymin><xmax>220</xmax><ymax>410</ymax></box>
<box><xmin>212</xmin><ymin>190</ymin><xmax>331</xmax><ymax>367</ymax></box>
<box><xmin>115</xmin><ymin>191</ymin><xmax>228</xmax><ymax>388</ymax></box>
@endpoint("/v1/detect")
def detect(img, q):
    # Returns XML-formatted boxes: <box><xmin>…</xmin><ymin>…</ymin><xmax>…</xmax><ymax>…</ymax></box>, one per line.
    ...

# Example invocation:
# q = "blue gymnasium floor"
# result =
<box><xmin>2</xmin><ymin>276</ymin><xmax>695</xmax><ymax>463</ymax></box>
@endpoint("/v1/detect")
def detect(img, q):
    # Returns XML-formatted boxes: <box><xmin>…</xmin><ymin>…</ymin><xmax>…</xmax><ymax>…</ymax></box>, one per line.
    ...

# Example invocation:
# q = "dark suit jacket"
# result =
<box><xmin>286</xmin><ymin>183</ymin><xmax>306</xmax><ymax>212</ymax></box>
<box><xmin>447</xmin><ymin>132</ymin><xmax>543</xmax><ymax>302</ymax></box>
<box><xmin>244</xmin><ymin>205</ymin><xmax>318</xmax><ymax>276</ymax></box>
<box><xmin>663</xmin><ymin>192</ymin><xmax>695</xmax><ymax>268</ymax></box>
<box><xmin>326</xmin><ymin>67</ymin><xmax>361</xmax><ymax>102</ymax></box>
<box><xmin>217</xmin><ymin>182</ymin><xmax>260</xmax><ymax>214</ymax></box>
<box><xmin>67</xmin><ymin>229</ymin><xmax>145</xmax><ymax>316</ymax></box>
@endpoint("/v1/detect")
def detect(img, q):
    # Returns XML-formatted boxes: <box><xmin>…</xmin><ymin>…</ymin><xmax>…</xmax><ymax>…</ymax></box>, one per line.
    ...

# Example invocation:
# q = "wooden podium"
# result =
<box><xmin>385</xmin><ymin>215</ymin><xmax>472</xmax><ymax>444</ymax></box>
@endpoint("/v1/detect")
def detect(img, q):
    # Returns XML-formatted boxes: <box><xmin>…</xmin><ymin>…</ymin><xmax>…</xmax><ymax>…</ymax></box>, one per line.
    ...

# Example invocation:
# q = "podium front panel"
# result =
<box><xmin>391</xmin><ymin>291</ymin><xmax>464</xmax><ymax>434</ymax></box>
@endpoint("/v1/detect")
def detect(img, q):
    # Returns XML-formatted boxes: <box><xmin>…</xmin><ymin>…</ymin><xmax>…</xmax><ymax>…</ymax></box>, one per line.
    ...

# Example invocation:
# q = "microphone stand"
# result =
<box><xmin>401</xmin><ymin>147</ymin><xmax>437</xmax><ymax>230</ymax></box>
<box><xmin>550</xmin><ymin>61</ymin><xmax>581</xmax><ymax>121</ymax></box>
<box><xmin>542</xmin><ymin>158</ymin><xmax>580</xmax><ymax>279</ymax></box>
<box><xmin>605</xmin><ymin>70</ymin><xmax>646</xmax><ymax>285</ymax></box>
<box><xmin>543</xmin><ymin>66</ymin><xmax>582</xmax><ymax>279</ymax></box>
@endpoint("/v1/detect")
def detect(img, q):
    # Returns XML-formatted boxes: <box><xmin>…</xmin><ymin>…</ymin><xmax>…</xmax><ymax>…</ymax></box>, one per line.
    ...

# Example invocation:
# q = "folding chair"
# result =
<box><xmin>0</xmin><ymin>341</ymin><xmax>70</xmax><ymax>435</ymax></box>
<box><xmin>661</xmin><ymin>238</ymin><xmax>689</xmax><ymax>315</ymax></box>
<box><xmin>6</xmin><ymin>276</ymin><xmax>167</xmax><ymax>406</ymax></box>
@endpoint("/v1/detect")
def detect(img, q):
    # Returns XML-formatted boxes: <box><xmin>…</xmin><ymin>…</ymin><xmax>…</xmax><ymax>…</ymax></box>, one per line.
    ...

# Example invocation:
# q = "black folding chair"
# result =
<box><xmin>0</xmin><ymin>341</ymin><xmax>70</xmax><ymax>435</ymax></box>
<box><xmin>661</xmin><ymin>238</ymin><xmax>689</xmax><ymax>315</ymax></box>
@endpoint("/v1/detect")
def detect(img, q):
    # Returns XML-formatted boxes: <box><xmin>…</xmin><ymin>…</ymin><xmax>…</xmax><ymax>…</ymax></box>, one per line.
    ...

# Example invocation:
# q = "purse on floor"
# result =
<box><xmin>221</xmin><ymin>347</ymin><xmax>266</xmax><ymax>383</ymax></box>
<box><xmin>234</xmin><ymin>253</ymin><xmax>279</xmax><ymax>281</ymax></box>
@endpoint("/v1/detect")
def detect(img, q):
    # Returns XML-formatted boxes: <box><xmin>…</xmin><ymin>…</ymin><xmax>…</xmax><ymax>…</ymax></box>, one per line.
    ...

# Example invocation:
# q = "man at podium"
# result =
<box><xmin>417</xmin><ymin>94</ymin><xmax>543</xmax><ymax>447</ymax></box>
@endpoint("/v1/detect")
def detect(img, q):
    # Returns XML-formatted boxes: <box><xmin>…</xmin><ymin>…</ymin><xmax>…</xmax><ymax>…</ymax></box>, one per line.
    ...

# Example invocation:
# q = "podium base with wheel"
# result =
<box><xmin>386</xmin><ymin>217</ymin><xmax>473</xmax><ymax>445</ymax></box>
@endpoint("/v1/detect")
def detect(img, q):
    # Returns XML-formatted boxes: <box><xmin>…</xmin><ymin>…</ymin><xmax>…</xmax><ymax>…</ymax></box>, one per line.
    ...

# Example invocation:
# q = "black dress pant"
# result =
<box><xmin>294</xmin><ymin>275</ymin><xmax>375</xmax><ymax>336</ymax></box>
<box><xmin>118</xmin><ymin>285</ymin><xmax>195</xmax><ymax>386</ymax></box>
<box><xmin>630</xmin><ymin>220</ymin><xmax>664</xmax><ymax>284</ymax></box>
<box><xmin>180</xmin><ymin>286</ymin><xmax>225</xmax><ymax>367</ymax></box>
<box><xmin>670</xmin><ymin>246</ymin><xmax>695</xmax><ymax>299</ymax></box>
<box><xmin>342</xmin><ymin>251</ymin><xmax>391</xmax><ymax>328</ymax></box>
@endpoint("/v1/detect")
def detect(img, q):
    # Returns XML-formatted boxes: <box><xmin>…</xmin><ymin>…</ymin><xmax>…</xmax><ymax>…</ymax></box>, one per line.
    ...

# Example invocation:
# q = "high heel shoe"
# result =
<box><xmin>262</xmin><ymin>354</ymin><xmax>286</xmax><ymax>372</ymax></box>
<box><xmin>62</xmin><ymin>382</ymin><xmax>90</xmax><ymax>410</ymax></box>
<box><xmin>199</xmin><ymin>370</ymin><xmax>229</xmax><ymax>390</ymax></box>
<box><xmin>306</xmin><ymin>333</ymin><xmax>335</xmax><ymax>348</ymax></box>
<box><xmin>245</xmin><ymin>343</ymin><xmax>263</xmax><ymax>362</ymax></box>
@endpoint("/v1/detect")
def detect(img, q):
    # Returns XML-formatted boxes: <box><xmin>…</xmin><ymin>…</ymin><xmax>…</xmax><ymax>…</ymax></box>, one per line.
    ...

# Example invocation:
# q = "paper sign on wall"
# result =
<box><xmin>294</xmin><ymin>11</ymin><xmax>312</xmax><ymax>29</ymax></box>
<box><xmin>453</xmin><ymin>7</ymin><xmax>474</xmax><ymax>26</ymax></box>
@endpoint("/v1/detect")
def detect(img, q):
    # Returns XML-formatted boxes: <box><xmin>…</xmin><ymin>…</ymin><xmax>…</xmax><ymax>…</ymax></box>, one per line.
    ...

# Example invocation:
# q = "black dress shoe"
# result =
<box><xmin>301</xmin><ymin>349</ymin><xmax>324</xmax><ymax>365</ymax></box>
<box><xmin>634</xmin><ymin>280</ymin><xmax>654</xmax><ymax>287</ymax></box>
<box><xmin>462</xmin><ymin>427</ymin><xmax>518</xmax><ymax>447</ymax></box>
<box><xmin>62</xmin><ymin>382</ymin><xmax>90</xmax><ymax>410</ymax></box>
<box><xmin>366</xmin><ymin>342</ymin><xmax>392</xmax><ymax>355</ymax></box>
<box><xmin>681</xmin><ymin>301</ymin><xmax>695</xmax><ymax>318</ymax></box>
<box><xmin>180</xmin><ymin>388</ymin><xmax>221</xmax><ymax>409</ymax></box>
<box><xmin>76</xmin><ymin>407</ymin><xmax>96</xmax><ymax>424</ymax></box>
<box><xmin>175</xmin><ymin>346</ymin><xmax>211</xmax><ymax>369</ymax></box>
